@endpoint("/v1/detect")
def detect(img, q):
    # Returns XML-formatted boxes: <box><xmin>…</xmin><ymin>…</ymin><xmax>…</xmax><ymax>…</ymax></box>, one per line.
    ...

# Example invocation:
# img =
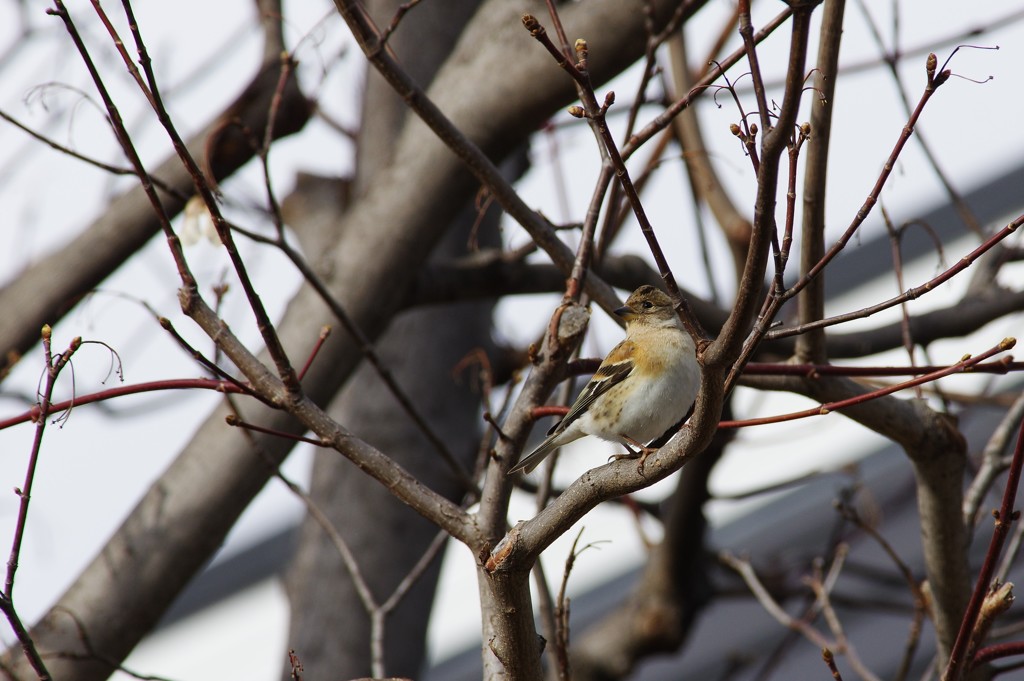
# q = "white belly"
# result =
<box><xmin>576</xmin><ymin>338</ymin><xmax>700</xmax><ymax>446</ymax></box>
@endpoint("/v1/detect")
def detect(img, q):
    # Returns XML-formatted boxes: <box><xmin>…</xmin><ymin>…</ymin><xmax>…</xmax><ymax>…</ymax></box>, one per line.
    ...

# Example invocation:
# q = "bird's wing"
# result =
<box><xmin>508</xmin><ymin>340</ymin><xmax>636</xmax><ymax>476</ymax></box>
<box><xmin>550</xmin><ymin>339</ymin><xmax>635</xmax><ymax>435</ymax></box>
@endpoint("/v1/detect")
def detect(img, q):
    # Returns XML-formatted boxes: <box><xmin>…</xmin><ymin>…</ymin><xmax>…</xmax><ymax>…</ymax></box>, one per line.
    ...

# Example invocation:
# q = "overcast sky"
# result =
<box><xmin>0</xmin><ymin>1</ymin><xmax>1021</xmax><ymax>678</ymax></box>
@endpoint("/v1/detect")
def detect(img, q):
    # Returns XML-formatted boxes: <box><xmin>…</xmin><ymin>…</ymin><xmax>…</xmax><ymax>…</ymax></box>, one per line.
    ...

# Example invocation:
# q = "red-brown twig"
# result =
<box><xmin>723</xmin><ymin>50</ymin><xmax>957</xmax><ymax>392</ymax></box>
<box><xmin>288</xmin><ymin>649</ymin><xmax>304</xmax><ymax>681</ymax></box>
<box><xmin>947</xmin><ymin>408</ymin><xmax>1024</xmax><ymax>678</ymax></box>
<box><xmin>768</xmin><ymin>215</ymin><xmax>1024</xmax><ymax>341</ymax></box>
<box><xmin>534</xmin><ymin>357</ymin><xmax>1024</xmax><ymax>427</ymax></box>
<box><xmin>836</xmin><ymin>501</ymin><xmax>927</xmax><ymax>681</ymax></box>
<box><xmin>716</xmin><ymin>2</ymin><xmax>817</xmax><ymax>389</ymax></box>
<box><xmin>0</xmin><ymin>377</ymin><xmax>248</xmax><ymax>431</ymax></box>
<box><xmin>5</xmin><ymin>329</ymin><xmax>78</xmax><ymax>597</ymax></box>
<box><xmin>971</xmin><ymin>640</ymin><xmax>1024</xmax><ymax>667</ymax></box>
<box><xmin>94</xmin><ymin>0</ymin><xmax>301</xmax><ymax>394</ymax></box>
<box><xmin>523</xmin><ymin>14</ymin><xmax>706</xmax><ymax>342</ymax></box>
<box><xmin>855</xmin><ymin>0</ymin><xmax>986</xmax><ymax>238</ymax></box>
<box><xmin>47</xmin><ymin>1</ymin><xmax>198</xmax><ymax>292</ymax></box>
<box><xmin>0</xmin><ymin>327</ymin><xmax>81</xmax><ymax>681</ymax></box>
<box><xmin>624</xmin><ymin>7</ymin><xmax>794</xmax><ymax>159</ymax></box>
<box><xmin>258</xmin><ymin>51</ymin><xmax>296</xmax><ymax>241</ymax></box>
<box><xmin>225</xmin><ymin>414</ymin><xmax>325</xmax><ymax>447</ymax></box>
<box><xmin>787</xmin><ymin>52</ymin><xmax>951</xmax><ymax>300</ymax></box>
<box><xmin>742</xmin><ymin>360</ymin><xmax>1024</xmax><ymax>378</ymax></box>
<box><xmin>298</xmin><ymin>326</ymin><xmax>332</xmax><ymax>381</ymax></box>
<box><xmin>721</xmin><ymin>338</ymin><xmax>1015</xmax><ymax>429</ymax></box>
<box><xmin>378</xmin><ymin>0</ymin><xmax>423</xmax><ymax>46</ymax></box>
<box><xmin>564</xmin><ymin>358</ymin><xmax>1023</xmax><ymax>380</ymax></box>
<box><xmin>822</xmin><ymin>648</ymin><xmax>844</xmax><ymax>680</ymax></box>
<box><xmin>780</xmin><ymin>122</ymin><xmax>811</xmax><ymax>278</ymax></box>
<box><xmin>156</xmin><ymin>316</ymin><xmax>260</xmax><ymax>398</ymax></box>
<box><xmin>521</xmin><ymin>16</ymin><xmax>598</xmax><ymax>304</ymax></box>
<box><xmin>737</xmin><ymin>0</ymin><xmax>772</xmax><ymax>135</ymax></box>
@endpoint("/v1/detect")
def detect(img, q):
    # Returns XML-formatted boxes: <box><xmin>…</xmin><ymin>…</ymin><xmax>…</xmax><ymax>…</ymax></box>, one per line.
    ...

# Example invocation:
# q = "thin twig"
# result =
<box><xmin>378</xmin><ymin>0</ymin><xmax>424</xmax><ymax>46</ymax></box>
<box><xmin>297</xmin><ymin>326</ymin><xmax>332</xmax><ymax>381</ymax></box>
<box><xmin>823</xmin><ymin>648</ymin><xmax>845</xmax><ymax>681</ymax></box>
<box><xmin>0</xmin><ymin>327</ymin><xmax>78</xmax><ymax>681</ymax></box>
<box><xmin>50</xmin><ymin>606</ymin><xmax>178</xmax><ymax>681</ymax></box>
<box><xmin>0</xmin><ymin>108</ymin><xmax>185</xmax><ymax>199</ymax></box>
<box><xmin>964</xmin><ymin>393</ymin><xmax>1024</xmax><ymax>529</ymax></box>
<box><xmin>716</xmin><ymin>2</ymin><xmax>817</xmax><ymax>386</ymax></box>
<box><xmin>720</xmin><ymin>551</ymin><xmax>831</xmax><ymax>649</ymax></box>
<box><xmin>0</xmin><ymin>377</ymin><xmax>250</xmax><ymax>431</ymax></box>
<box><xmin>524</xmin><ymin>14</ymin><xmax>705</xmax><ymax>341</ymax></box>
<box><xmin>224</xmin><ymin>414</ymin><xmax>326</xmax><ymax>447</ymax></box>
<box><xmin>287</xmin><ymin>649</ymin><xmax>304</xmax><ymax>681</ymax></box>
<box><xmin>156</xmin><ymin>316</ymin><xmax>259</xmax><ymax>398</ymax></box>
<box><xmin>340</xmin><ymin>0</ymin><xmax>629</xmax><ymax>325</ymax></box>
<box><xmin>882</xmin><ymin>206</ymin><xmax>921</xmax><ymax>389</ymax></box>
<box><xmin>854</xmin><ymin>0</ymin><xmax>984</xmax><ymax>237</ymax></box>
<box><xmin>722</xmin><ymin>338</ymin><xmax>1014</xmax><ymax>429</ymax></box>
<box><xmin>112</xmin><ymin>0</ymin><xmax>301</xmax><ymax>394</ymax></box>
<box><xmin>779</xmin><ymin>51</ymin><xmax>956</xmax><ymax>316</ymax></box>
<box><xmin>946</xmin><ymin>412</ymin><xmax>1024</xmax><ymax>679</ymax></box>
<box><xmin>228</xmin><ymin>222</ymin><xmax>478</xmax><ymax>493</ymax></box>
<box><xmin>721</xmin><ymin>49</ymin><xmax>957</xmax><ymax>391</ymax></box>
<box><xmin>806</xmin><ymin>546</ymin><xmax>883</xmax><ymax>681</ymax></box>
<box><xmin>737</xmin><ymin>0</ymin><xmax>772</xmax><ymax>135</ymax></box>
<box><xmin>48</xmin><ymin>0</ymin><xmax>200</xmax><ymax>293</ymax></box>
<box><xmin>371</xmin><ymin>528</ymin><xmax>449</xmax><ymax>677</ymax></box>
<box><xmin>771</xmin><ymin>214</ymin><xmax>1024</xmax><ymax>342</ymax></box>
<box><xmin>795</xmin><ymin>0</ymin><xmax>844</xmax><ymax>364</ymax></box>
<box><xmin>269</xmin><ymin>435</ymin><xmax>449</xmax><ymax>678</ymax></box>
<box><xmin>742</xmin><ymin>360</ymin><xmax>1024</xmax><ymax>378</ymax></box>
<box><xmin>836</xmin><ymin>500</ymin><xmax>927</xmax><ymax>681</ymax></box>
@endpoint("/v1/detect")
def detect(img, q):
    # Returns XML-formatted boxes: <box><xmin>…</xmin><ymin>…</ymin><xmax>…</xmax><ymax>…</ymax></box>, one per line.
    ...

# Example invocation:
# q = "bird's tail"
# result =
<box><xmin>507</xmin><ymin>436</ymin><xmax>560</xmax><ymax>475</ymax></box>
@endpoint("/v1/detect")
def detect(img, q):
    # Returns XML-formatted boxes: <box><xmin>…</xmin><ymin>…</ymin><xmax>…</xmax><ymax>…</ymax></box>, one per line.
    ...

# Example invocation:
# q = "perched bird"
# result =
<box><xmin>509</xmin><ymin>285</ymin><xmax>700</xmax><ymax>475</ymax></box>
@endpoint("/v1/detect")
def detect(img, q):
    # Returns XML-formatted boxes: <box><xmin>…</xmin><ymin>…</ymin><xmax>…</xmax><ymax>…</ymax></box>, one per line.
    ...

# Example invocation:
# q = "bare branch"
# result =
<box><xmin>796</xmin><ymin>0</ymin><xmax>845</xmax><ymax>364</ymax></box>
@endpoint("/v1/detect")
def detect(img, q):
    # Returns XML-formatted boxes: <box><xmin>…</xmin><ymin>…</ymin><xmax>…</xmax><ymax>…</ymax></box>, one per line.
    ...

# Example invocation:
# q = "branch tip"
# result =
<box><xmin>522</xmin><ymin>14</ymin><xmax>541</xmax><ymax>36</ymax></box>
<box><xmin>574</xmin><ymin>38</ymin><xmax>587</xmax><ymax>59</ymax></box>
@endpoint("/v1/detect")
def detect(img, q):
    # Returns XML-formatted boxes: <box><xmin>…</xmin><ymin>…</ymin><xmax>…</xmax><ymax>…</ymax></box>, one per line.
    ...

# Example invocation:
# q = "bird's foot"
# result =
<box><xmin>608</xmin><ymin>438</ymin><xmax>658</xmax><ymax>475</ymax></box>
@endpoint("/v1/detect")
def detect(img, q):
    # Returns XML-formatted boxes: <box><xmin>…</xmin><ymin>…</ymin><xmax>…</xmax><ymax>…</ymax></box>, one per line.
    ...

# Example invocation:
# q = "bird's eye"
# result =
<box><xmin>641</xmin><ymin>300</ymin><xmax>654</xmax><ymax>310</ymax></box>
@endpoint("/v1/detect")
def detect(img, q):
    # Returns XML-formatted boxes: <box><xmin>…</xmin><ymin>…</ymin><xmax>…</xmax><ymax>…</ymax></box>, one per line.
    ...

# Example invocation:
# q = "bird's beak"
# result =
<box><xmin>614</xmin><ymin>303</ymin><xmax>635</xmax><ymax>320</ymax></box>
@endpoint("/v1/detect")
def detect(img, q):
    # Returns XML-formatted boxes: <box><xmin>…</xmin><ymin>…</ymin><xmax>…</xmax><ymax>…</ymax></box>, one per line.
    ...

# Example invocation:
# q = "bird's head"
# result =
<box><xmin>614</xmin><ymin>285</ymin><xmax>679</xmax><ymax>328</ymax></box>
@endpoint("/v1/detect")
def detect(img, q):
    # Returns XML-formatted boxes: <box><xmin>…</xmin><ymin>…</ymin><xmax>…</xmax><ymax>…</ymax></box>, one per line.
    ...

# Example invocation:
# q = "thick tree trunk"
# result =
<box><xmin>283</xmin><ymin>214</ymin><xmax>496</xmax><ymax>677</ymax></box>
<box><xmin>1</xmin><ymin>3</ymin><xmax>692</xmax><ymax>678</ymax></box>
<box><xmin>282</xmin><ymin>2</ymin><xmax>490</xmax><ymax>677</ymax></box>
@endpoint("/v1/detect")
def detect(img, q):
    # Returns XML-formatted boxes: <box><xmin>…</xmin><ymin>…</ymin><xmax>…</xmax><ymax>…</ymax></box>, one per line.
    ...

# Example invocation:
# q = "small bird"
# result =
<box><xmin>509</xmin><ymin>285</ymin><xmax>700</xmax><ymax>475</ymax></box>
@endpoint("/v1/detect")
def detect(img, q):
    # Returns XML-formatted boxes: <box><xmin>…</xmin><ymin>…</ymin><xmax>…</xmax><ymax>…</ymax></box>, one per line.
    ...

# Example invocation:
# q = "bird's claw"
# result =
<box><xmin>609</xmin><ymin>442</ymin><xmax>658</xmax><ymax>476</ymax></box>
<box><xmin>635</xmin><ymin>447</ymin><xmax>656</xmax><ymax>475</ymax></box>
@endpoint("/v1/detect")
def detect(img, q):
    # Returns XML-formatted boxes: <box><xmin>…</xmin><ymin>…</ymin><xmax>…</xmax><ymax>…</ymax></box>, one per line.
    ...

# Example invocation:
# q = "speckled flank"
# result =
<box><xmin>509</xmin><ymin>286</ymin><xmax>700</xmax><ymax>475</ymax></box>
